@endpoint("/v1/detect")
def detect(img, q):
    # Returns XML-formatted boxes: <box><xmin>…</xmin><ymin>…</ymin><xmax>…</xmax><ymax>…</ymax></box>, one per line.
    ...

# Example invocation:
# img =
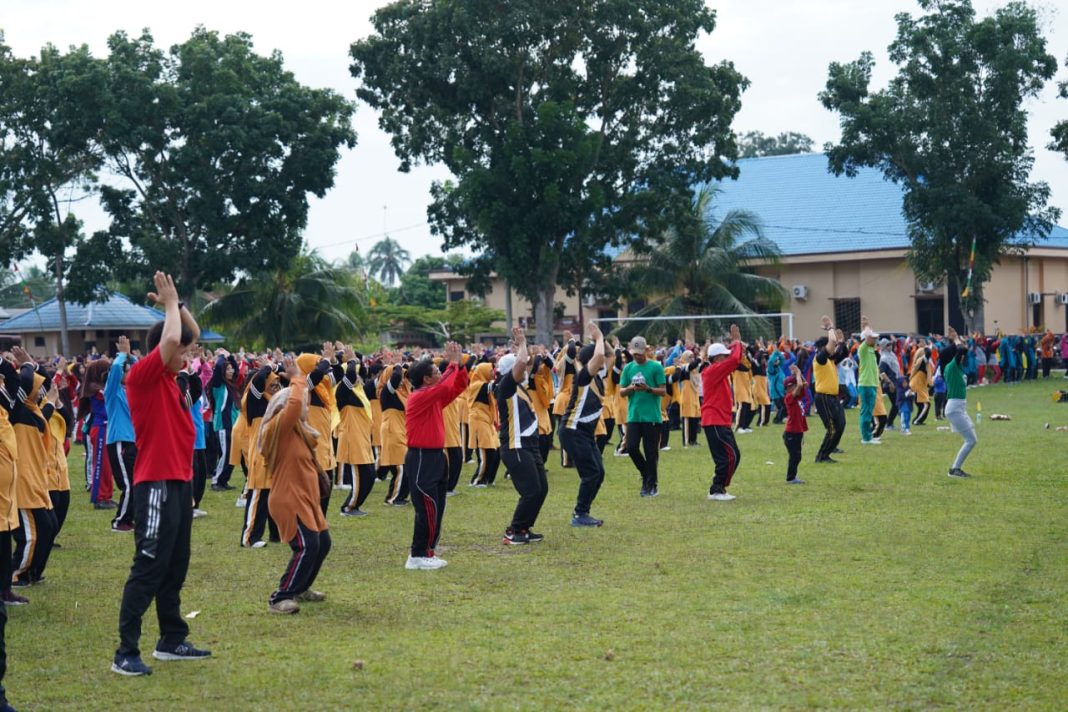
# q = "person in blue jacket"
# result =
<box><xmin>104</xmin><ymin>336</ymin><xmax>138</xmax><ymax>532</ymax></box>
<box><xmin>767</xmin><ymin>346</ymin><xmax>785</xmax><ymax>423</ymax></box>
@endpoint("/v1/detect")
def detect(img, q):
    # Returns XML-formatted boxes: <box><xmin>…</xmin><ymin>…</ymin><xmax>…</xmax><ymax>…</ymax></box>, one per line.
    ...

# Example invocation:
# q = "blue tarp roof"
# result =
<box><xmin>704</xmin><ymin>152</ymin><xmax>1068</xmax><ymax>256</ymax></box>
<box><xmin>1</xmin><ymin>291</ymin><xmax>224</xmax><ymax>342</ymax></box>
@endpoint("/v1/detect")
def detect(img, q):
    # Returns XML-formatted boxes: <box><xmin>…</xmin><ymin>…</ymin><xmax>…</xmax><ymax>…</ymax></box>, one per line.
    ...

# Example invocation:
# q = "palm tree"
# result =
<box><xmin>366</xmin><ymin>237</ymin><xmax>410</xmax><ymax>285</ymax></box>
<box><xmin>624</xmin><ymin>186</ymin><xmax>786</xmax><ymax>342</ymax></box>
<box><xmin>201</xmin><ymin>249</ymin><xmax>367</xmax><ymax>350</ymax></box>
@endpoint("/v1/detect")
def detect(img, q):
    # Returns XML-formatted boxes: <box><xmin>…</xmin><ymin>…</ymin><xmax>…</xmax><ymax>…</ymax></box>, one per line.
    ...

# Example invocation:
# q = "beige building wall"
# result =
<box><xmin>15</xmin><ymin>328</ymin><xmax>152</xmax><ymax>358</ymax></box>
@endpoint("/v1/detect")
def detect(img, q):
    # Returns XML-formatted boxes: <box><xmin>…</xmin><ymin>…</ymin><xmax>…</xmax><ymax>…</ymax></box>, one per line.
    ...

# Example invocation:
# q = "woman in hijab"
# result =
<box><xmin>261</xmin><ymin>359</ymin><xmax>331</xmax><ymax>615</ymax></box>
<box><xmin>465</xmin><ymin>361</ymin><xmax>500</xmax><ymax>486</ymax></box>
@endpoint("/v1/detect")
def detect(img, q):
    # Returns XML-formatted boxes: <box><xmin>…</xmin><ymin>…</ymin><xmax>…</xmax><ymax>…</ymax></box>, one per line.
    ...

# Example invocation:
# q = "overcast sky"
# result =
<box><xmin>4</xmin><ymin>0</ymin><xmax>1067</xmax><ymax>267</ymax></box>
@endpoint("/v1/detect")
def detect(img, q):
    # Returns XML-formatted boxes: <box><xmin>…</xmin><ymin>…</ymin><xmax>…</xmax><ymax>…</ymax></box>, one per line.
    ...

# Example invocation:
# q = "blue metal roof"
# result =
<box><xmin>1</xmin><ymin>291</ymin><xmax>225</xmax><ymax>342</ymax></box>
<box><xmin>704</xmin><ymin>153</ymin><xmax>1068</xmax><ymax>256</ymax></box>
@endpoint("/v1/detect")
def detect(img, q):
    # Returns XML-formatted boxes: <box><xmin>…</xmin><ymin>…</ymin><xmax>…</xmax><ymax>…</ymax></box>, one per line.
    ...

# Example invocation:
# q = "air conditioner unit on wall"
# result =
<box><xmin>917</xmin><ymin>281</ymin><xmax>937</xmax><ymax>293</ymax></box>
<box><xmin>791</xmin><ymin>284</ymin><xmax>809</xmax><ymax>301</ymax></box>
<box><xmin>1027</xmin><ymin>292</ymin><xmax>1042</xmax><ymax>305</ymax></box>
<box><xmin>1058</xmin><ymin>293</ymin><xmax>1068</xmax><ymax>306</ymax></box>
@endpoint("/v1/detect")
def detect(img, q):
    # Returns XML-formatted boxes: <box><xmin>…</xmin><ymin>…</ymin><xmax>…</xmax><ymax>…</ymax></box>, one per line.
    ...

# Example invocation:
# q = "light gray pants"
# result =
<box><xmin>945</xmin><ymin>399</ymin><xmax>977</xmax><ymax>470</ymax></box>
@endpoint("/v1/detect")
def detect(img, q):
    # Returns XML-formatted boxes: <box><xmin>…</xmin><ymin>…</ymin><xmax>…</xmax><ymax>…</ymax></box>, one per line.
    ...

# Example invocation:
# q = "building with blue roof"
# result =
<box><xmin>708</xmin><ymin>153</ymin><xmax>1068</xmax><ymax>335</ymax></box>
<box><xmin>0</xmin><ymin>290</ymin><xmax>225</xmax><ymax>356</ymax></box>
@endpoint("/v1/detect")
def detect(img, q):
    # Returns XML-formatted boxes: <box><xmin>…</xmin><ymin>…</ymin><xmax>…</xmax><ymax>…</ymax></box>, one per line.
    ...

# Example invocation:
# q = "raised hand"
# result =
<box><xmin>147</xmin><ymin>271</ymin><xmax>179</xmax><ymax>308</ymax></box>
<box><xmin>729</xmin><ymin>324</ymin><xmax>741</xmax><ymax>344</ymax></box>
<box><xmin>11</xmin><ymin>346</ymin><xmax>33</xmax><ymax>366</ymax></box>
<box><xmin>117</xmin><ymin>335</ymin><xmax>131</xmax><ymax>355</ymax></box>
<box><xmin>860</xmin><ymin>314</ymin><xmax>871</xmax><ymax>328</ymax></box>
<box><xmin>585</xmin><ymin>321</ymin><xmax>602</xmax><ymax>341</ymax></box>
<box><xmin>322</xmin><ymin>341</ymin><xmax>336</xmax><ymax>362</ymax></box>
<box><xmin>511</xmin><ymin>326</ymin><xmax>526</xmax><ymax>346</ymax></box>
<box><xmin>563</xmin><ymin>330</ymin><xmax>574</xmax><ymax>343</ymax></box>
<box><xmin>282</xmin><ymin>356</ymin><xmax>299</xmax><ymax>381</ymax></box>
<box><xmin>820</xmin><ymin>314</ymin><xmax>833</xmax><ymax>331</ymax></box>
<box><xmin>444</xmin><ymin>341</ymin><xmax>462</xmax><ymax>363</ymax></box>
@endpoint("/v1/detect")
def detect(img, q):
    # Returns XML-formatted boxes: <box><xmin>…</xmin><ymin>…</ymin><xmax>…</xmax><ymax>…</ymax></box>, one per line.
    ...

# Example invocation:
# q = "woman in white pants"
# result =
<box><xmin>940</xmin><ymin>327</ymin><xmax>977</xmax><ymax>478</ymax></box>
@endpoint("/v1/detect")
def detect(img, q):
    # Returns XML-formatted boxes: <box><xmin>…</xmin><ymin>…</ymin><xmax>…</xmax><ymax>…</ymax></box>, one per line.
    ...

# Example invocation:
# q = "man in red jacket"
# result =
<box><xmin>403</xmin><ymin>341</ymin><xmax>468</xmax><ymax>570</ymax></box>
<box><xmin>701</xmin><ymin>324</ymin><xmax>744</xmax><ymax>501</ymax></box>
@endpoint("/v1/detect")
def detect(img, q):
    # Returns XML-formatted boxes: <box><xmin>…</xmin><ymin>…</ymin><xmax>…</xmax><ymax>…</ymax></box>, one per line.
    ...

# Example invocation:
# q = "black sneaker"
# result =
<box><xmin>10</xmin><ymin>578</ymin><xmax>31</xmax><ymax>589</ymax></box>
<box><xmin>1</xmin><ymin>590</ymin><xmax>29</xmax><ymax>605</ymax></box>
<box><xmin>639</xmin><ymin>488</ymin><xmax>651</xmax><ymax>497</ymax></box>
<box><xmin>947</xmin><ymin>468</ymin><xmax>971</xmax><ymax>479</ymax></box>
<box><xmin>211</xmin><ymin>484</ymin><xmax>235</xmax><ymax>492</ymax></box>
<box><xmin>571</xmin><ymin>513</ymin><xmax>603</xmax><ymax>528</ymax></box>
<box><xmin>525</xmin><ymin>530</ymin><xmax>544</xmax><ymax>543</ymax></box>
<box><xmin>502</xmin><ymin>528</ymin><xmax>530</xmax><ymax>545</ymax></box>
<box><xmin>111</xmin><ymin>652</ymin><xmax>152</xmax><ymax>676</ymax></box>
<box><xmin>648</xmin><ymin>487</ymin><xmax>659</xmax><ymax>498</ymax></box>
<box><xmin>152</xmin><ymin>640</ymin><xmax>212</xmax><ymax>661</ymax></box>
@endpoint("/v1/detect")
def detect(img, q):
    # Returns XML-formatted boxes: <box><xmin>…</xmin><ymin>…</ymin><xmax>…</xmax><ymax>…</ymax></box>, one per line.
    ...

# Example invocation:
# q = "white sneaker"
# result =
<box><xmin>707</xmin><ymin>492</ymin><xmax>736</xmax><ymax>501</ymax></box>
<box><xmin>737</xmin><ymin>428</ymin><xmax>753</xmax><ymax>434</ymax></box>
<box><xmin>192</xmin><ymin>508</ymin><xmax>207</xmax><ymax>519</ymax></box>
<box><xmin>235</xmin><ymin>497</ymin><xmax>247</xmax><ymax>508</ymax></box>
<box><xmin>869</xmin><ymin>437</ymin><xmax>882</xmax><ymax>445</ymax></box>
<box><xmin>250</xmin><ymin>540</ymin><xmax>267</xmax><ymax>549</ymax></box>
<box><xmin>660</xmin><ymin>446</ymin><xmax>671</xmax><ymax>451</ymax></box>
<box><xmin>405</xmin><ymin>555</ymin><xmax>448</xmax><ymax>570</ymax></box>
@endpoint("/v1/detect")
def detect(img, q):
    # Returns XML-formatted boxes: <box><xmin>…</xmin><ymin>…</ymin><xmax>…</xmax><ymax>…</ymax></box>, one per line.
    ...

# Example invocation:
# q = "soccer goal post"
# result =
<box><xmin>590</xmin><ymin>312</ymin><xmax>795</xmax><ymax>344</ymax></box>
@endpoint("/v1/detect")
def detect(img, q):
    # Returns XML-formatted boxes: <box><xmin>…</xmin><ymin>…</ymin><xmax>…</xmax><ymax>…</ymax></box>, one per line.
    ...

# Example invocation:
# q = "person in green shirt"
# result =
<box><xmin>940</xmin><ymin>326</ymin><xmax>977</xmax><ymax>478</ymax></box>
<box><xmin>857</xmin><ymin>316</ymin><xmax>881</xmax><ymax>445</ymax></box>
<box><xmin>619</xmin><ymin>336</ymin><xmax>667</xmax><ymax>497</ymax></box>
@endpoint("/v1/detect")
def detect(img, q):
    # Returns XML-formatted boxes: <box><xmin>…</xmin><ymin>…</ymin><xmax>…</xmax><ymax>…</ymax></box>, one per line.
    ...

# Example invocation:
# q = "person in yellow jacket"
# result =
<box><xmin>240</xmin><ymin>362</ymin><xmax>284</xmax><ymax>547</ymax></box>
<box><xmin>9</xmin><ymin>350</ymin><xmax>58</xmax><ymax>588</ymax></box>
<box><xmin>336</xmin><ymin>348</ymin><xmax>377</xmax><ymax>516</ymax></box>
<box><xmin>750</xmin><ymin>344</ymin><xmax>772</xmax><ymax>427</ymax></box>
<box><xmin>530</xmin><ymin>346</ymin><xmax>555</xmax><ymax>463</ymax></box>
<box><xmin>0</xmin><ymin>358</ymin><xmax>20</xmax><ymax>604</ymax></box>
<box><xmin>466</xmin><ymin>361</ymin><xmax>500</xmax><ymax>486</ymax></box>
<box><xmin>732</xmin><ymin>348</ymin><xmax>755</xmax><ymax>433</ymax></box>
<box><xmin>674</xmin><ymin>351</ymin><xmax>702</xmax><ymax>447</ymax></box>
<box><xmin>910</xmin><ymin>343</ymin><xmax>932</xmax><ymax>426</ymax></box>
<box><xmin>378</xmin><ymin>356</ymin><xmax>409</xmax><ymax>505</ymax></box>
<box><xmin>46</xmin><ymin>382</ymin><xmax>71</xmax><ymax>542</ymax></box>
<box><xmin>552</xmin><ymin>333</ymin><xmax>578</xmax><ymax>467</ymax></box>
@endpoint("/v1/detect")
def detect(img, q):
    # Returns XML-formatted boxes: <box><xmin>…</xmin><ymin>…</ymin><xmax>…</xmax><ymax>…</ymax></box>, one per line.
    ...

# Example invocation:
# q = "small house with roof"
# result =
<box><xmin>0</xmin><ymin>291</ymin><xmax>224</xmax><ymax>357</ymax></box>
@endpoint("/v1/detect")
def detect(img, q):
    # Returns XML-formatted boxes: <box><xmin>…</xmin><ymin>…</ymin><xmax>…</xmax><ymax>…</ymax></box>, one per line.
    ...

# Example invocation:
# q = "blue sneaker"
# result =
<box><xmin>571</xmin><ymin>513</ymin><xmax>603</xmax><ymax>527</ymax></box>
<box><xmin>152</xmin><ymin>640</ymin><xmax>212</xmax><ymax>661</ymax></box>
<box><xmin>111</xmin><ymin>653</ymin><xmax>152</xmax><ymax>676</ymax></box>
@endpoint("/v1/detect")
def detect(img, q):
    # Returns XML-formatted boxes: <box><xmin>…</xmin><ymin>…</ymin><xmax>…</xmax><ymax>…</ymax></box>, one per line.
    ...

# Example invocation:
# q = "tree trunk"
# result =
<box><xmin>504</xmin><ymin>279</ymin><xmax>513</xmax><ymax>328</ymax></box>
<box><xmin>534</xmin><ymin>281</ymin><xmax>557</xmax><ymax>347</ymax></box>
<box><xmin>54</xmin><ymin>253</ymin><xmax>70</xmax><ymax>356</ymax></box>
<box><xmin>968</xmin><ymin>282</ymin><xmax>986</xmax><ymax>336</ymax></box>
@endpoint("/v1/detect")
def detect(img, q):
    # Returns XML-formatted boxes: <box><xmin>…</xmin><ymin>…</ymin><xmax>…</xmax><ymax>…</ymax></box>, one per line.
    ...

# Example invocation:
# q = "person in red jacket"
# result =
<box><xmin>701</xmin><ymin>324</ymin><xmax>744</xmax><ymax>501</ymax></box>
<box><xmin>403</xmin><ymin>341</ymin><xmax>468</xmax><ymax>570</ymax></box>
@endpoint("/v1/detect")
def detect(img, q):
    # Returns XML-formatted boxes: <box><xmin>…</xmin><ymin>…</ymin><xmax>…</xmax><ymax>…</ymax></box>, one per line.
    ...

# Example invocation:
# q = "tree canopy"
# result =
<box><xmin>820</xmin><ymin>0</ymin><xmax>1059</xmax><ymax>332</ymax></box>
<box><xmin>351</xmin><ymin>0</ymin><xmax>747</xmax><ymax>344</ymax></box>
<box><xmin>97</xmin><ymin>28</ymin><xmax>357</xmax><ymax>298</ymax></box>
<box><xmin>365</xmin><ymin>236</ymin><xmax>411</xmax><ymax>285</ymax></box>
<box><xmin>1052</xmin><ymin>53</ymin><xmax>1068</xmax><ymax>158</ymax></box>
<box><xmin>737</xmin><ymin>131</ymin><xmax>814</xmax><ymax>159</ymax></box>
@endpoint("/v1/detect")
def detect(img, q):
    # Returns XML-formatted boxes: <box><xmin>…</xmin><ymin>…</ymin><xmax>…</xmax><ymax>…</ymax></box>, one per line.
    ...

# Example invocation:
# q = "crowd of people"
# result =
<box><xmin>0</xmin><ymin>270</ymin><xmax>1063</xmax><ymax>703</ymax></box>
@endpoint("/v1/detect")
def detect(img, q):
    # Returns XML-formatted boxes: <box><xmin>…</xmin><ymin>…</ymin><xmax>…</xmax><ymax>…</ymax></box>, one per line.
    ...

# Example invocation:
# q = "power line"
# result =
<box><xmin>761</xmin><ymin>223</ymin><xmax>904</xmax><ymax>237</ymax></box>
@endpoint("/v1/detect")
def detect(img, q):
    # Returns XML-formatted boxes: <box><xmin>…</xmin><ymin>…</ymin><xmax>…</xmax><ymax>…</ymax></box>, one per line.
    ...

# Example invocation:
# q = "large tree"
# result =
<box><xmin>1052</xmin><ymin>53</ymin><xmax>1068</xmax><ymax>157</ymax></box>
<box><xmin>392</xmin><ymin>254</ymin><xmax>464</xmax><ymax>309</ymax></box>
<box><xmin>737</xmin><ymin>131</ymin><xmax>814</xmax><ymax>159</ymax></box>
<box><xmin>351</xmin><ymin>0</ymin><xmax>747</xmax><ymax>345</ymax></box>
<box><xmin>97</xmin><ymin>28</ymin><xmax>356</xmax><ymax>299</ymax></box>
<box><xmin>820</xmin><ymin>0</ymin><xmax>1059</xmax><ymax>332</ymax></box>
<box><xmin>0</xmin><ymin>41</ymin><xmax>110</xmax><ymax>353</ymax></box>
<box><xmin>625</xmin><ymin>186</ymin><xmax>785</xmax><ymax>342</ymax></box>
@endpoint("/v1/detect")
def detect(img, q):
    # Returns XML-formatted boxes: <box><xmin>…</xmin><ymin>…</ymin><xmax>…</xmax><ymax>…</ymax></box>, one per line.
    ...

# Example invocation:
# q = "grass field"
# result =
<box><xmin>8</xmin><ymin>377</ymin><xmax>1068</xmax><ymax>710</ymax></box>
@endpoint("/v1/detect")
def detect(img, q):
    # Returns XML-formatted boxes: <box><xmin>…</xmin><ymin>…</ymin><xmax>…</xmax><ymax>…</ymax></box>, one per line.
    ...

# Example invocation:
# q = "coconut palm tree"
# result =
<box><xmin>366</xmin><ymin>237</ymin><xmax>410</xmax><ymax>285</ymax></box>
<box><xmin>623</xmin><ymin>186</ymin><xmax>786</xmax><ymax>342</ymax></box>
<box><xmin>201</xmin><ymin>249</ymin><xmax>367</xmax><ymax>350</ymax></box>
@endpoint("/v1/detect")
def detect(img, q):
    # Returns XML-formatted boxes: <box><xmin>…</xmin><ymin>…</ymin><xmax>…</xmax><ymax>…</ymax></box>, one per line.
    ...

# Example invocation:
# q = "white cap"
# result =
<box><xmin>707</xmin><ymin>343</ymin><xmax>730</xmax><ymax>359</ymax></box>
<box><xmin>861</xmin><ymin>327</ymin><xmax>879</xmax><ymax>340</ymax></box>
<box><xmin>629</xmin><ymin>336</ymin><xmax>648</xmax><ymax>351</ymax></box>
<box><xmin>497</xmin><ymin>354</ymin><xmax>516</xmax><ymax>374</ymax></box>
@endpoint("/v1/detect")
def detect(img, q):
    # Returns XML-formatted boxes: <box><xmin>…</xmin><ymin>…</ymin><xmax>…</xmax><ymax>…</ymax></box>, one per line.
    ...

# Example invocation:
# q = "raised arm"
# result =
<box><xmin>585</xmin><ymin>322</ymin><xmax>606</xmax><ymax>376</ymax></box>
<box><xmin>146</xmin><ymin>272</ymin><xmax>184</xmax><ymax>366</ymax></box>
<box><xmin>511</xmin><ymin>327</ymin><xmax>529</xmax><ymax>382</ymax></box>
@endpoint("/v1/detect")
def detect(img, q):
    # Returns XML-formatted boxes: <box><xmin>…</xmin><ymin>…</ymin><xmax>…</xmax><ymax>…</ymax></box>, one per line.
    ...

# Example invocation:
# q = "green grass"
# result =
<box><xmin>9</xmin><ymin>377</ymin><xmax>1068</xmax><ymax>710</ymax></box>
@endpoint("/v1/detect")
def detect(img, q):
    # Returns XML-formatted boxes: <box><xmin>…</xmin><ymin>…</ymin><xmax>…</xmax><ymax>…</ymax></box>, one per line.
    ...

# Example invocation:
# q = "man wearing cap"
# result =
<box><xmin>701</xmin><ymin>325</ymin><xmax>745</xmax><ymax>500</ymax></box>
<box><xmin>857</xmin><ymin>316</ymin><xmax>882</xmax><ymax>445</ymax></box>
<box><xmin>619</xmin><ymin>336</ymin><xmax>667</xmax><ymax>498</ymax></box>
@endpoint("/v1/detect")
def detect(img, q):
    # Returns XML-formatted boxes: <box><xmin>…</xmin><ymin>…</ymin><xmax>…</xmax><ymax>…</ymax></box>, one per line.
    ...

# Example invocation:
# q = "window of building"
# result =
<box><xmin>1032</xmin><ymin>303</ymin><xmax>1043</xmax><ymax>330</ymax></box>
<box><xmin>832</xmin><ymin>298</ymin><xmax>861</xmax><ymax>335</ymax></box>
<box><xmin>915</xmin><ymin>297</ymin><xmax>944</xmax><ymax>336</ymax></box>
<box><xmin>449</xmin><ymin>290</ymin><xmax>465</xmax><ymax>302</ymax></box>
<box><xmin>34</xmin><ymin>336</ymin><xmax>45</xmax><ymax>347</ymax></box>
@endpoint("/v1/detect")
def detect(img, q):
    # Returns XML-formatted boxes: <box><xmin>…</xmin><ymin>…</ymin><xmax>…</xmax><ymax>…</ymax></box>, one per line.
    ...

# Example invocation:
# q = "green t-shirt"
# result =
<box><xmin>857</xmin><ymin>342</ymin><xmax>878</xmax><ymax>387</ymax></box>
<box><xmin>944</xmin><ymin>355</ymin><xmax>967</xmax><ymax>400</ymax></box>
<box><xmin>620</xmin><ymin>360</ymin><xmax>666</xmax><ymax>423</ymax></box>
